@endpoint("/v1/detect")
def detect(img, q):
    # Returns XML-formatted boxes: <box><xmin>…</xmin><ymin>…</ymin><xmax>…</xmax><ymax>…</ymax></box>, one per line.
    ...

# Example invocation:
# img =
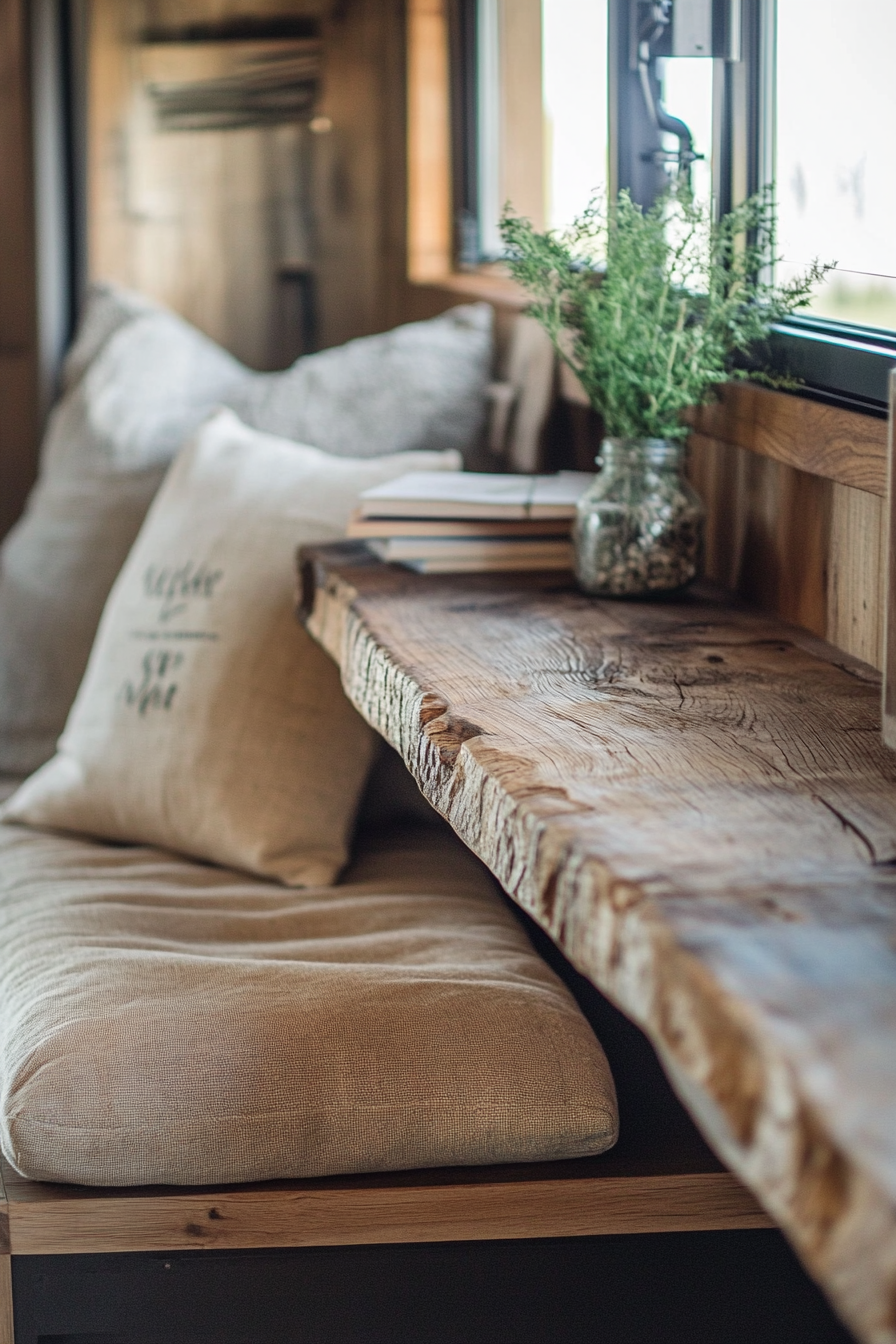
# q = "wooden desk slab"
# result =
<box><xmin>300</xmin><ymin>543</ymin><xmax>896</xmax><ymax>1344</ymax></box>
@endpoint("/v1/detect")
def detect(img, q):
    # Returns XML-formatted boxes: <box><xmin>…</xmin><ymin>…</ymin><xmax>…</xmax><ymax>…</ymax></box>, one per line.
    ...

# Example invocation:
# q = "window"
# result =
<box><xmin>451</xmin><ymin>0</ymin><xmax>896</xmax><ymax>413</ymax></box>
<box><xmin>775</xmin><ymin>0</ymin><xmax>896</xmax><ymax>334</ymax></box>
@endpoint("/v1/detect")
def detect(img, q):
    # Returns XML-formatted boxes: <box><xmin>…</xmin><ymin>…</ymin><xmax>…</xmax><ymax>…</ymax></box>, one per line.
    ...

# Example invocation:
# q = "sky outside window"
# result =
<box><xmin>542</xmin><ymin>0</ymin><xmax>607</xmax><ymax>232</ymax></box>
<box><xmin>776</xmin><ymin>0</ymin><xmax>896</xmax><ymax>332</ymax></box>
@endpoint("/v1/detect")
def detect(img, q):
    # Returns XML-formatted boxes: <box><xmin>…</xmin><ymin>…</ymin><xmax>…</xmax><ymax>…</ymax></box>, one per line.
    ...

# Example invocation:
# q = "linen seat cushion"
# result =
<box><xmin>0</xmin><ymin>819</ymin><xmax>618</xmax><ymax>1187</ymax></box>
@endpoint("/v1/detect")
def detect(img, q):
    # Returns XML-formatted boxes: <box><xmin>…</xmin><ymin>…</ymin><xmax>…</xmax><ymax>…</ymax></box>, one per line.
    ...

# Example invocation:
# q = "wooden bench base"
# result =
<box><xmin>0</xmin><ymin>1152</ymin><xmax>769</xmax><ymax>1259</ymax></box>
<box><xmin>0</xmin><ymin>1150</ymin><xmax>770</xmax><ymax>1344</ymax></box>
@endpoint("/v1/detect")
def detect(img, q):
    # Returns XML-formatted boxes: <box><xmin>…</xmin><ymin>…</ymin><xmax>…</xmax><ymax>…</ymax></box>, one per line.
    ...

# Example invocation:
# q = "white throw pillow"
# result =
<box><xmin>0</xmin><ymin>287</ymin><xmax>492</xmax><ymax>776</ymax></box>
<box><xmin>228</xmin><ymin>303</ymin><xmax>492</xmax><ymax>459</ymax></box>
<box><xmin>3</xmin><ymin>411</ymin><xmax>461</xmax><ymax>885</ymax></box>
<box><xmin>0</xmin><ymin>284</ymin><xmax>246</xmax><ymax>774</ymax></box>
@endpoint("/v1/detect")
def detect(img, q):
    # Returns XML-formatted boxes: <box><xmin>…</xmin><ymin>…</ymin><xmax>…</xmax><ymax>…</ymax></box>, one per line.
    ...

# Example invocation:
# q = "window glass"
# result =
<box><xmin>657</xmin><ymin>56</ymin><xmax>714</xmax><ymax>213</ymax></box>
<box><xmin>776</xmin><ymin>0</ymin><xmax>896</xmax><ymax>332</ymax></box>
<box><xmin>542</xmin><ymin>0</ymin><xmax>608</xmax><ymax>231</ymax></box>
<box><xmin>475</xmin><ymin>0</ymin><xmax>609</xmax><ymax>255</ymax></box>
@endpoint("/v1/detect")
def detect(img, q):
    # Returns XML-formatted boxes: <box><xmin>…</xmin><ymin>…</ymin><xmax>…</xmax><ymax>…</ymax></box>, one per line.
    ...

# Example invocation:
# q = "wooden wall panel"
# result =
<box><xmin>406</xmin><ymin>0</ymin><xmax>451</xmax><ymax>283</ymax></box>
<box><xmin>0</xmin><ymin>0</ymin><xmax>39</xmax><ymax>540</ymax></box>
<box><xmin>86</xmin><ymin>0</ymin><xmax>407</xmax><ymax>365</ymax></box>
<box><xmin>688</xmin><ymin>437</ymin><xmax>830</xmax><ymax>640</ymax></box>
<box><xmin>688</xmin><ymin>383</ymin><xmax>887</xmax><ymax>496</ymax></box>
<box><xmin>827</xmin><ymin>483</ymin><xmax>887</xmax><ymax>672</ymax></box>
<box><xmin>689</xmin><ymin>434</ymin><xmax>886</xmax><ymax>670</ymax></box>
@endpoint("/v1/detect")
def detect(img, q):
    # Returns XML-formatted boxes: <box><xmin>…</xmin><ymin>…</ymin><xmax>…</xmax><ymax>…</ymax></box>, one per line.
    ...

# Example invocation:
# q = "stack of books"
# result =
<box><xmin>347</xmin><ymin>471</ymin><xmax>592</xmax><ymax>573</ymax></box>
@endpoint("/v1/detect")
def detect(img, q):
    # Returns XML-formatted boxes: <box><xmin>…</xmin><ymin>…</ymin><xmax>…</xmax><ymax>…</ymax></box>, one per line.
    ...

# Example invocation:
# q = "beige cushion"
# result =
<box><xmin>0</xmin><ymin>285</ymin><xmax>246</xmax><ymax>775</ymax></box>
<box><xmin>2</xmin><ymin>411</ymin><xmax>461</xmax><ymax>885</ymax></box>
<box><xmin>0</xmin><ymin>284</ymin><xmax>493</xmax><ymax>776</ymax></box>
<box><xmin>0</xmin><ymin>819</ymin><xmax>618</xmax><ymax>1186</ymax></box>
<box><xmin>229</xmin><ymin>303</ymin><xmax>492</xmax><ymax>460</ymax></box>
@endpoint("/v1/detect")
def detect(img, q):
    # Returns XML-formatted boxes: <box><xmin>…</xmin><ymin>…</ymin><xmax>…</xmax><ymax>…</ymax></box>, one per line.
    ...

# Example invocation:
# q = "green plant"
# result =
<box><xmin>499</xmin><ymin>185</ymin><xmax>832</xmax><ymax>442</ymax></box>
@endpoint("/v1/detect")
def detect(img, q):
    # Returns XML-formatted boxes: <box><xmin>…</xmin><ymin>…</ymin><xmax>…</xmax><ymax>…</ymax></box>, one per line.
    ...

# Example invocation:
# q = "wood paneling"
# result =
<box><xmin>0</xmin><ymin>0</ymin><xmax>39</xmax><ymax>540</ymax></box>
<box><xmin>86</xmin><ymin>0</ymin><xmax>409</xmax><ymax>365</ymax></box>
<box><xmin>406</xmin><ymin>0</ymin><xmax>451</xmax><ymax>283</ymax></box>
<box><xmin>829</xmin><ymin>481</ymin><xmax>887</xmax><ymax>674</ymax></box>
<box><xmin>689</xmin><ymin>404</ymin><xmax>888</xmax><ymax>671</ymax></box>
<box><xmin>688</xmin><ymin>437</ymin><xmax>831</xmax><ymax>640</ymax></box>
<box><xmin>687</xmin><ymin>383</ymin><xmax>887</xmax><ymax>495</ymax></box>
<box><xmin>499</xmin><ymin>0</ymin><xmax>543</xmax><ymax>230</ymax></box>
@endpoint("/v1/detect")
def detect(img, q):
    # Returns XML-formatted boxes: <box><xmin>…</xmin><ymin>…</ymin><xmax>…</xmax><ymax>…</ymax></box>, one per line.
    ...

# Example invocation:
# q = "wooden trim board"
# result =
<box><xmin>0</xmin><ymin>1156</ymin><xmax>768</xmax><ymax>1257</ymax></box>
<box><xmin>687</xmin><ymin>382</ymin><xmax>887</xmax><ymax>495</ymax></box>
<box><xmin>0</xmin><ymin>1256</ymin><xmax>11</xmax><ymax>1344</ymax></box>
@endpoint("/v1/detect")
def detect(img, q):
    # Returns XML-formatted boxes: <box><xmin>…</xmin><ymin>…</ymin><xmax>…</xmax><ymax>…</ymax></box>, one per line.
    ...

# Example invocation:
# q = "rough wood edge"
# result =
<box><xmin>687</xmin><ymin>383</ymin><xmax>887</xmax><ymax>495</ymax></box>
<box><xmin>884</xmin><ymin>370</ymin><xmax>896</xmax><ymax>748</ymax></box>
<box><xmin>3</xmin><ymin>1171</ymin><xmax>769</xmax><ymax>1257</ymax></box>
<box><xmin>303</xmin><ymin>560</ymin><xmax>896</xmax><ymax>1344</ymax></box>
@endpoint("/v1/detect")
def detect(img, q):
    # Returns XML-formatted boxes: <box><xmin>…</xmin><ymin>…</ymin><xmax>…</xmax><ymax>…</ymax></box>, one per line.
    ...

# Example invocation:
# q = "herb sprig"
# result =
<box><xmin>500</xmin><ymin>186</ymin><xmax>832</xmax><ymax>442</ymax></box>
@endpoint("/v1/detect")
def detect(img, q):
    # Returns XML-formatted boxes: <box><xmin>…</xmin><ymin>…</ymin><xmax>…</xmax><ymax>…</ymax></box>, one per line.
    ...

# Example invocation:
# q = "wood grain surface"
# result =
<box><xmin>0</xmin><ymin>1255</ymin><xmax>11</xmax><ymax>1344</ymax></box>
<box><xmin>687</xmin><ymin>383</ymin><xmax>887</xmax><ymax>495</ymax></box>
<box><xmin>0</xmin><ymin>1151</ymin><xmax>767</xmax><ymax>1256</ymax></box>
<box><xmin>300</xmin><ymin>544</ymin><xmax>896</xmax><ymax>1344</ymax></box>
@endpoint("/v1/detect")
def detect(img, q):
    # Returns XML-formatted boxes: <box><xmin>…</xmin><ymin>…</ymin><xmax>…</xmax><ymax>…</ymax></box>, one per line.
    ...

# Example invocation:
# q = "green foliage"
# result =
<box><xmin>500</xmin><ymin>185</ymin><xmax>832</xmax><ymax>442</ymax></box>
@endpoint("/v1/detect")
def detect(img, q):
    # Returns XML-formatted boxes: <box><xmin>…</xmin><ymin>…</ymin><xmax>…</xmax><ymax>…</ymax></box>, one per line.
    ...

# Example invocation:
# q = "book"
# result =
<box><xmin>396</xmin><ymin>552</ymin><xmax>573</xmax><ymax>574</ymax></box>
<box><xmin>346</xmin><ymin>511</ymin><xmax>572</xmax><ymax>540</ymax></box>
<box><xmin>358</xmin><ymin>471</ymin><xmax>593</xmax><ymax>521</ymax></box>
<box><xmin>367</xmin><ymin>536</ymin><xmax>572</xmax><ymax>566</ymax></box>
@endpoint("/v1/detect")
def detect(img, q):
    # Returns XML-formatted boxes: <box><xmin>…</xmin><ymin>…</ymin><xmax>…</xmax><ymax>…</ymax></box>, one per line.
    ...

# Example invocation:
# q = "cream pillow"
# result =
<box><xmin>0</xmin><ymin>286</ymin><xmax>492</xmax><ymax>776</ymax></box>
<box><xmin>3</xmin><ymin>410</ymin><xmax>461</xmax><ymax>885</ymax></box>
<box><xmin>0</xmin><ymin>285</ymin><xmax>247</xmax><ymax>775</ymax></box>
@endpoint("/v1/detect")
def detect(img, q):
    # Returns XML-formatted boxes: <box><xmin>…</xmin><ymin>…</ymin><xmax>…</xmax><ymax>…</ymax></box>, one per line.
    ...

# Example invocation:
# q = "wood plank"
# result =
<box><xmin>829</xmin><ymin>481</ymin><xmax>887</xmax><ymax>674</ymax></box>
<box><xmin>687</xmin><ymin>382</ymin><xmax>887</xmax><ymax>495</ymax></box>
<box><xmin>0</xmin><ymin>1159</ymin><xmax>768</xmax><ymax>1256</ymax></box>
<box><xmin>406</xmin><ymin>0</ymin><xmax>452</xmax><ymax>282</ymax></box>
<box><xmin>0</xmin><ymin>1256</ymin><xmax>11</xmax><ymax>1344</ymax></box>
<box><xmin>687</xmin><ymin>436</ymin><xmax>831</xmax><ymax>640</ymax></box>
<box><xmin>884</xmin><ymin>370</ymin><xmax>896</xmax><ymax>748</ymax></box>
<box><xmin>299</xmin><ymin>544</ymin><xmax>896</xmax><ymax>1344</ymax></box>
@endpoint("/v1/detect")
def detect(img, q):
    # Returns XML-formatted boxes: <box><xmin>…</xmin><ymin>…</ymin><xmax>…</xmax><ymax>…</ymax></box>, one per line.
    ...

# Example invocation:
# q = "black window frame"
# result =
<box><xmin>451</xmin><ymin>0</ymin><xmax>896</xmax><ymax>418</ymax></box>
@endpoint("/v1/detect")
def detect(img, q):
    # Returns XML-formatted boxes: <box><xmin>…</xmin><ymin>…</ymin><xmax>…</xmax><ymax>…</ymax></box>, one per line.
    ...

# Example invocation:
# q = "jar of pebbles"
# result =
<box><xmin>574</xmin><ymin>438</ymin><xmax>705</xmax><ymax>597</ymax></box>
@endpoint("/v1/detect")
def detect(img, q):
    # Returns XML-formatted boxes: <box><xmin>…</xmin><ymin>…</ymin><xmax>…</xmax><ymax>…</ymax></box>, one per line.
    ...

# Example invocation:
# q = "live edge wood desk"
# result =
<box><xmin>300</xmin><ymin>542</ymin><xmax>896</xmax><ymax>1344</ymax></box>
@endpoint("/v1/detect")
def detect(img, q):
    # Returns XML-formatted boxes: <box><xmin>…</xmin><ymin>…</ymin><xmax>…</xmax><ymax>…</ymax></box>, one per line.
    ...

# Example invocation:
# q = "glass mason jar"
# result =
<box><xmin>573</xmin><ymin>438</ymin><xmax>705</xmax><ymax>597</ymax></box>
